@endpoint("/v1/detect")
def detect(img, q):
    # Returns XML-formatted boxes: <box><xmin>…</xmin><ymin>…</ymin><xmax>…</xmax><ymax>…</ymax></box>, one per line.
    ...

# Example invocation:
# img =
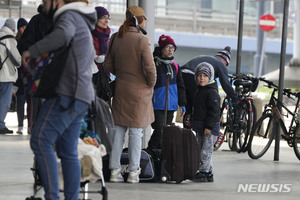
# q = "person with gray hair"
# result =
<box><xmin>192</xmin><ymin>62</ymin><xmax>220</xmax><ymax>183</ymax></box>
<box><xmin>0</xmin><ymin>18</ymin><xmax>22</xmax><ymax>134</ymax></box>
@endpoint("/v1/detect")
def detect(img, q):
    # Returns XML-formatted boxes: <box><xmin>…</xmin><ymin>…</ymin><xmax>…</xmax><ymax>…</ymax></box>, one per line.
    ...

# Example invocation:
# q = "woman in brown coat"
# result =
<box><xmin>103</xmin><ymin>6</ymin><xmax>156</xmax><ymax>183</ymax></box>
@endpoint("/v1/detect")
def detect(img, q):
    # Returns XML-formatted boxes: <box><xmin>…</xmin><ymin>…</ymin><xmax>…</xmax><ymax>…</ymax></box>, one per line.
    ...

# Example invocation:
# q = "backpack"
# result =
<box><xmin>0</xmin><ymin>35</ymin><xmax>20</xmax><ymax>70</ymax></box>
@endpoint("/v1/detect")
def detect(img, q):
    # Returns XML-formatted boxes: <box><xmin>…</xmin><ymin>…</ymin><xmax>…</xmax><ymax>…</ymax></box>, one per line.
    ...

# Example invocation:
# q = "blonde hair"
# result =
<box><xmin>118</xmin><ymin>10</ymin><xmax>144</xmax><ymax>38</ymax></box>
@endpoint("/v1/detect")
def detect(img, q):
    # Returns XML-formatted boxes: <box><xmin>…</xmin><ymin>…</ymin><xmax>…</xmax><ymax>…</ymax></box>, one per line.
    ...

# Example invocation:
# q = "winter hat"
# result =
<box><xmin>158</xmin><ymin>34</ymin><xmax>177</xmax><ymax>51</ymax></box>
<box><xmin>17</xmin><ymin>18</ymin><xmax>28</xmax><ymax>30</ymax></box>
<box><xmin>194</xmin><ymin>62</ymin><xmax>215</xmax><ymax>84</ymax></box>
<box><xmin>216</xmin><ymin>46</ymin><xmax>231</xmax><ymax>66</ymax></box>
<box><xmin>4</xmin><ymin>18</ymin><xmax>16</xmax><ymax>32</ymax></box>
<box><xmin>95</xmin><ymin>6</ymin><xmax>110</xmax><ymax>19</ymax></box>
<box><xmin>127</xmin><ymin>6</ymin><xmax>148</xmax><ymax>20</ymax></box>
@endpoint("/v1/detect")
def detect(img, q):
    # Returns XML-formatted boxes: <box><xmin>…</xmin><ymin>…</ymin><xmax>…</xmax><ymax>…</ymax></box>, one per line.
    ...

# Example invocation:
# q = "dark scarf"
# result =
<box><xmin>92</xmin><ymin>26</ymin><xmax>111</xmax><ymax>55</ymax></box>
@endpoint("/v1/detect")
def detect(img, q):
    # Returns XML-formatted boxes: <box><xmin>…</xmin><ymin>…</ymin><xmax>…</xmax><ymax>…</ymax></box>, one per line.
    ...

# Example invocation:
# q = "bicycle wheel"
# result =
<box><xmin>226</xmin><ymin>128</ymin><xmax>236</xmax><ymax>151</ymax></box>
<box><xmin>235</xmin><ymin>100</ymin><xmax>255</xmax><ymax>153</ymax></box>
<box><xmin>248</xmin><ymin>113</ymin><xmax>275</xmax><ymax>159</ymax></box>
<box><xmin>293</xmin><ymin>126</ymin><xmax>300</xmax><ymax>160</ymax></box>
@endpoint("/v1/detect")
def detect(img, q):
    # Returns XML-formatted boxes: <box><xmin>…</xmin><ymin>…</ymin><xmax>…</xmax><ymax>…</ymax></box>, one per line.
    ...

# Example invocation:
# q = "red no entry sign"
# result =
<box><xmin>259</xmin><ymin>14</ymin><xmax>276</xmax><ymax>32</ymax></box>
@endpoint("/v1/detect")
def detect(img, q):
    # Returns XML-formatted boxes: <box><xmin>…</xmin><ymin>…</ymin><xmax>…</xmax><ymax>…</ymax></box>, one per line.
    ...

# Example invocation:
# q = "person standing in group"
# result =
<box><xmin>92</xmin><ymin>6</ymin><xmax>112</xmax><ymax>101</ymax></box>
<box><xmin>181</xmin><ymin>46</ymin><xmax>237</xmax><ymax>127</ymax></box>
<box><xmin>191</xmin><ymin>62</ymin><xmax>220</xmax><ymax>182</ymax></box>
<box><xmin>15</xmin><ymin>18</ymin><xmax>29</xmax><ymax>134</ymax></box>
<box><xmin>103</xmin><ymin>5</ymin><xmax>156</xmax><ymax>183</ymax></box>
<box><xmin>0</xmin><ymin>18</ymin><xmax>22</xmax><ymax>135</ymax></box>
<box><xmin>22</xmin><ymin>0</ymin><xmax>96</xmax><ymax>199</ymax></box>
<box><xmin>17</xmin><ymin>4</ymin><xmax>53</xmax><ymax>135</ymax></box>
<box><xmin>147</xmin><ymin>34</ymin><xmax>186</xmax><ymax>150</ymax></box>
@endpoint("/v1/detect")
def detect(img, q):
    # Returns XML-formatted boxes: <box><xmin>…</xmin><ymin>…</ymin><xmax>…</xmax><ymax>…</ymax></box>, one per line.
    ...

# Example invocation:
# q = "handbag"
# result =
<box><xmin>34</xmin><ymin>44</ymin><xmax>71</xmax><ymax>98</ymax></box>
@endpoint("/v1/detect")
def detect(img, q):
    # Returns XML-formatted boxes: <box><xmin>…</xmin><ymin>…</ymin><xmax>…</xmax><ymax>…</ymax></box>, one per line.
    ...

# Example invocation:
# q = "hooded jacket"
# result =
<box><xmin>0</xmin><ymin>26</ymin><xmax>21</xmax><ymax>82</ymax></box>
<box><xmin>29</xmin><ymin>2</ymin><xmax>97</xmax><ymax>104</ymax></box>
<box><xmin>192</xmin><ymin>81</ymin><xmax>220</xmax><ymax>135</ymax></box>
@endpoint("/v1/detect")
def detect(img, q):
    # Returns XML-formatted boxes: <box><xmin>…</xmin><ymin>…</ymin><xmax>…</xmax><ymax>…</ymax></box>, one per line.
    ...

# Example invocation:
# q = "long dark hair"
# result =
<box><xmin>118</xmin><ymin>10</ymin><xmax>144</xmax><ymax>38</ymax></box>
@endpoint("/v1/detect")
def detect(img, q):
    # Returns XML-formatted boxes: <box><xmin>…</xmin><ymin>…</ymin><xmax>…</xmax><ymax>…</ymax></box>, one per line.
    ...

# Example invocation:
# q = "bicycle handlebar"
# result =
<box><xmin>259</xmin><ymin>77</ymin><xmax>300</xmax><ymax>99</ymax></box>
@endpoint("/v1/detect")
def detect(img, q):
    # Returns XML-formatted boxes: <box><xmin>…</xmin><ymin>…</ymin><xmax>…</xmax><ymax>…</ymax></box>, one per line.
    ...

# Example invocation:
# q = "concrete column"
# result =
<box><xmin>139</xmin><ymin>0</ymin><xmax>155</xmax><ymax>51</ymax></box>
<box><xmin>127</xmin><ymin>0</ymin><xmax>139</xmax><ymax>7</ymax></box>
<box><xmin>293</xmin><ymin>0</ymin><xmax>300</xmax><ymax>60</ymax></box>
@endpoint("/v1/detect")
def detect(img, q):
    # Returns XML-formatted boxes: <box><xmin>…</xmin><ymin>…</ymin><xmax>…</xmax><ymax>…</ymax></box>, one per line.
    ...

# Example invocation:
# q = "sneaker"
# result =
<box><xmin>110</xmin><ymin>168</ymin><xmax>124</xmax><ymax>183</ymax></box>
<box><xmin>0</xmin><ymin>127</ymin><xmax>13</xmax><ymax>134</ymax></box>
<box><xmin>16</xmin><ymin>127</ymin><xmax>23</xmax><ymax>134</ymax></box>
<box><xmin>192</xmin><ymin>172</ymin><xmax>207</xmax><ymax>182</ymax></box>
<box><xmin>80</xmin><ymin>155</ymin><xmax>93</xmax><ymax>177</ymax></box>
<box><xmin>127</xmin><ymin>168</ymin><xmax>141</xmax><ymax>183</ymax></box>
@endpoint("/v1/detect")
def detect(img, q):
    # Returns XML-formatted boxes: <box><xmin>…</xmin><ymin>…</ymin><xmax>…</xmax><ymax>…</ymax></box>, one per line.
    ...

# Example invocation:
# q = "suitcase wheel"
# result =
<box><xmin>161</xmin><ymin>175</ymin><xmax>168</xmax><ymax>182</ymax></box>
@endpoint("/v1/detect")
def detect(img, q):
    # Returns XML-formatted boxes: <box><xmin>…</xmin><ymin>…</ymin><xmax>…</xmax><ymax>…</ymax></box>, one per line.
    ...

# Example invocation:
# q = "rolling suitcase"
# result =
<box><xmin>160</xmin><ymin>64</ymin><xmax>200</xmax><ymax>183</ymax></box>
<box><xmin>160</xmin><ymin>126</ymin><xmax>200</xmax><ymax>183</ymax></box>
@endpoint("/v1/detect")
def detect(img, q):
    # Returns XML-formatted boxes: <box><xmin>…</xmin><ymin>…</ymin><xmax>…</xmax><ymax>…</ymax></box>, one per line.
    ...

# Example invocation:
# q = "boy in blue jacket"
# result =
<box><xmin>192</xmin><ymin>62</ymin><xmax>220</xmax><ymax>182</ymax></box>
<box><xmin>147</xmin><ymin>35</ymin><xmax>186</xmax><ymax>149</ymax></box>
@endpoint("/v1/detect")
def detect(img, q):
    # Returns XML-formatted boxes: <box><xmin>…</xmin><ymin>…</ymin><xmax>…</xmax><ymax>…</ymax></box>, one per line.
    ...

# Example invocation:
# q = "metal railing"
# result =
<box><xmin>0</xmin><ymin>0</ymin><xmax>294</xmax><ymax>40</ymax></box>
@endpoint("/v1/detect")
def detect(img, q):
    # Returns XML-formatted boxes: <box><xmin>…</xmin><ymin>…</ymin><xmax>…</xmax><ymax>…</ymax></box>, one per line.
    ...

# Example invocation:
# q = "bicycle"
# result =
<box><xmin>214</xmin><ymin>73</ymin><xmax>258</xmax><ymax>152</ymax></box>
<box><xmin>247</xmin><ymin>78</ymin><xmax>300</xmax><ymax>160</ymax></box>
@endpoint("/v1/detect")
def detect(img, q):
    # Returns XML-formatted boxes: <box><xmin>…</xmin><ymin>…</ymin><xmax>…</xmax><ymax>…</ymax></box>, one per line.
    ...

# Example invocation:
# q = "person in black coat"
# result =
<box><xmin>191</xmin><ymin>62</ymin><xmax>220</xmax><ymax>183</ymax></box>
<box><xmin>17</xmin><ymin>4</ymin><xmax>53</xmax><ymax>134</ymax></box>
<box><xmin>181</xmin><ymin>46</ymin><xmax>237</xmax><ymax>128</ymax></box>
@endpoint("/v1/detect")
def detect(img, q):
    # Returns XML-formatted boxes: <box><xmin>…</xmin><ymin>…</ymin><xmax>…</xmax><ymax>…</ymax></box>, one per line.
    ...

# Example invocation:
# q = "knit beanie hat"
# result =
<box><xmin>4</xmin><ymin>18</ymin><xmax>16</xmax><ymax>32</ymax></box>
<box><xmin>158</xmin><ymin>34</ymin><xmax>177</xmax><ymax>51</ymax></box>
<box><xmin>95</xmin><ymin>6</ymin><xmax>110</xmax><ymax>19</ymax></box>
<box><xmin>17</xmin><ymin>18</ymin><xmax>28</xmax><ymax>30</ymax></box>
<box><xmin>194</xmin><ymin>62</ymin><xmax>215</xmax><ymax>84</ymax></box>
<box><xmin>216</xmin><ymin>46</ymin><xmax>231</xmax><ymax>66</ymax></box>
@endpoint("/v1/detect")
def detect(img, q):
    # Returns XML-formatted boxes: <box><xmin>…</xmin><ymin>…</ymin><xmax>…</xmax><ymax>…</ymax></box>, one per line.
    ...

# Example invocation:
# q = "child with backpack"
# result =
<box><xmin>147</xmin><ymin>34</ymin><xmax>186</xmax><ymax>150</ymax></box>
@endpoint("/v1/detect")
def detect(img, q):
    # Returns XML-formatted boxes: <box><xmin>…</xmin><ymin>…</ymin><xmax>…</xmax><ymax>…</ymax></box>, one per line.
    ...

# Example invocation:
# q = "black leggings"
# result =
<box><xmin>147</xmin><ymin>110</ymin><xmax>174</xmax><ymax>149</ymax></box>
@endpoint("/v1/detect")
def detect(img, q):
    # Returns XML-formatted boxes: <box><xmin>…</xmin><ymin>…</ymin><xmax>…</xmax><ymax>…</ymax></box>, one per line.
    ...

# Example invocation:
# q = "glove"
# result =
<box><xmin>94</xmin><ymin>55</ymin><xmax>105</xmax><ymax>63</ymax></box>
<box><xmin>181</xmin><ymin>106</ymin><xmax>186</xmax><ymax>113</ymax></box>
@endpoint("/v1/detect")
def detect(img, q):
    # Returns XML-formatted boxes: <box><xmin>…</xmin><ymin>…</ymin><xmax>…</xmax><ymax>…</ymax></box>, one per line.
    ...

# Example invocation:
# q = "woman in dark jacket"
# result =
<box><xmin>92</xmin><ymin>6</ymin><xmax>112</xmax><ymax>101</ymax></box>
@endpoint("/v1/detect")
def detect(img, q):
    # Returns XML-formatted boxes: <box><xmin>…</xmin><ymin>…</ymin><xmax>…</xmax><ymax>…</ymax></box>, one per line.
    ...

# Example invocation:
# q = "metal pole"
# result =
<box><xmin>236</xmin><ymin>0</ymin><xmax>244</xmax><ymax>75</ymax></box>
<box><xmin>274</xmin><ymin>0</ymin><xmax>289</xmax><ymax>161</ymax></box>
<box><xmin>254</xmin><ymin>1</ymin><xmax>265</xmax><ymax>77</ymax></box>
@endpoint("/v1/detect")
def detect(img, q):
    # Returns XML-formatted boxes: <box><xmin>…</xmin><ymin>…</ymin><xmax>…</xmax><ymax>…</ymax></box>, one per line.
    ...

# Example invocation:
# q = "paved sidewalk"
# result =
<box><xmin>0</xmin><ymin>112</ymin><xmax>299</xmax><ymax>200</ymax></box>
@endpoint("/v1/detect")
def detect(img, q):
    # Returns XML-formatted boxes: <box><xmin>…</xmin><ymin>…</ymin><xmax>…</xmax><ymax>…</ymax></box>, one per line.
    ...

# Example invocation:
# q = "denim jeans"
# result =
<box><xmin>30</xmin><ymin>95</ymin><xmax>89</xmax><ymax>200</ymax></box>
<box><xmin>109</xmin><ymin>125</ymin><xmax>143</xmax><ymax>171</ymax></box>
<box><xmin>0</xmin><ymin>82</ymin><xmax>13</xmax><ymax>129</ymax></box>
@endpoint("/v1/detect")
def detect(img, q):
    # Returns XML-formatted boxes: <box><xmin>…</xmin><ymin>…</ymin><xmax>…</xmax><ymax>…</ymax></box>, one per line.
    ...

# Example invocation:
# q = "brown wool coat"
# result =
<box><xmin>104</xmin><ymin>27</ymin><xmax>156</xmax><ymax>128</ymax></box>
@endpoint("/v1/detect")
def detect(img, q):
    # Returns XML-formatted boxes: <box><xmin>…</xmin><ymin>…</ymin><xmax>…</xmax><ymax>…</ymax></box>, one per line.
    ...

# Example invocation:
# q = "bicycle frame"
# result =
<box><xmin>264</xmin><ymin>89</ymin><xmax>300</xmax><ymax>138</ymax></box>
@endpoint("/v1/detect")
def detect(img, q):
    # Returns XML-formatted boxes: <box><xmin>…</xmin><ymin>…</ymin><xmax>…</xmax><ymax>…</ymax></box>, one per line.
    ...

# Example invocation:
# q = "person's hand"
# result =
<box><xmin>180</xmin><ymin>106</ymin><xmax>186</xmax><ymax>117</ymax></box>
<box><xmin>204</xmin><ymin>128</ymin><xmax>211</xmax><ymax>135</ymax></box>
<box><xmin>22</xmin><ymin>51</ymin><xmax>32</xmax><ymax>68</ymax></box>
<box><xmin>95</xmin><ymin>55</ymin><xmax>105</xmax><ymax>63</ymax></box>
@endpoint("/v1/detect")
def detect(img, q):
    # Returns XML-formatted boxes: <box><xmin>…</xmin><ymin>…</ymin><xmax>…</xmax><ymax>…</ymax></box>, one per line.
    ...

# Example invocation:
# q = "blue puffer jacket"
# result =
<box><xmin>152</xmin><ymin>51</ymin><xmax>186</xmax><ymax>111</ymax></box>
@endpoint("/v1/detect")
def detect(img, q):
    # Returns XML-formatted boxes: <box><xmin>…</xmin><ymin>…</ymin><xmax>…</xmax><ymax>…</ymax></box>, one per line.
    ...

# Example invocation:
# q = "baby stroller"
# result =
<box><xmin>26</xmin><ymin>145</ymin><xmax>108</xmax><ymax>200</ymax></box>
<box><xmin>26</xmin><ymin>97</ymin><xmax>113</xmax><ymax>200</ymax></box>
